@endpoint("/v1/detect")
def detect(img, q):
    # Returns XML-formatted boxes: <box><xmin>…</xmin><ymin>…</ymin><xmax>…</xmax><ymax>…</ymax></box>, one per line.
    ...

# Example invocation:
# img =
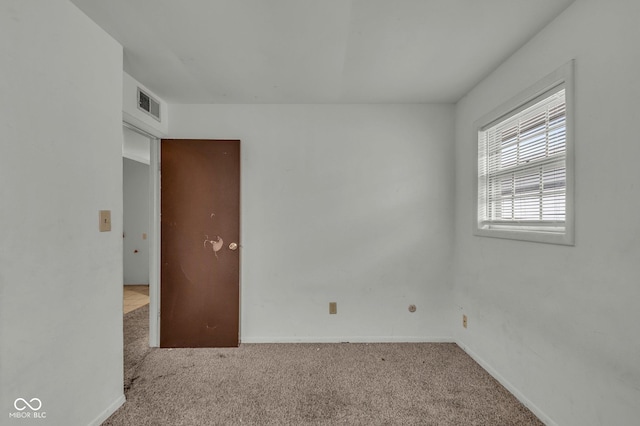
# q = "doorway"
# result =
<box><xmin>123</xmin><ymin>156</ymin><xmax>150</xmax><ymax>285</ymax></box>
<box><xmin>122</xmin><ymin>123</ymin><xmax>159</xmax><ymax>347</ymax></box>
<box><xmin>123</xmin><ymin>154</ymin><xmax>150</xmax><ymax>314</ymax></box>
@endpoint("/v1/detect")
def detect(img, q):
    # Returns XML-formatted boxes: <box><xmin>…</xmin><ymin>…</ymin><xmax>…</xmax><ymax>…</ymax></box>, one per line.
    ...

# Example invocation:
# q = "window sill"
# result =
<box><xmin>474</xmin><ymin>226</ymin><xmax>574</xmax><ymax>246</ymax></box>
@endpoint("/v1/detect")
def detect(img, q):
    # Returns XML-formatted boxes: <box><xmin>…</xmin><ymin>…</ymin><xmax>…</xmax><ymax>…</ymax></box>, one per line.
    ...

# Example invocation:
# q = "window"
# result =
<box><xmin>474</xmin><ymin>61</ymin><xmax>574</xmax><ymax>245</ymax></box>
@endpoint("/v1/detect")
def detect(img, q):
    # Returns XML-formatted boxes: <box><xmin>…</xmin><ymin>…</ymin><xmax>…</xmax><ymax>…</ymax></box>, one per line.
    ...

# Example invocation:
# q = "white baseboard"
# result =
<box><xmin>455</xmin><ymin>340</ymin><xmax>557</xmax><ymax>426</ymax></box>
<box><xmin>241</xmin><ymin>336</ymin><xmax>455</xmax><ymax>344</ymax></box>
<box><xmin>87</xmin><ymin>394</ymin><xmax>125</xmax><ymax>426</ymax></box>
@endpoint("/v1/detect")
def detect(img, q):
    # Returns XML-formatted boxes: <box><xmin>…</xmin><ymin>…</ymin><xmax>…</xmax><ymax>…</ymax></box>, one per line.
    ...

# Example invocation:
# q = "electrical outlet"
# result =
<box><xmin>463</xmin><ymin>314</ymin><xmax>468</xmax><ymax>328</ymax></box>
<box><xmin>329</xmin><ymin>302</ymin><xmax>337</xmax><ymax>315</ymax></box>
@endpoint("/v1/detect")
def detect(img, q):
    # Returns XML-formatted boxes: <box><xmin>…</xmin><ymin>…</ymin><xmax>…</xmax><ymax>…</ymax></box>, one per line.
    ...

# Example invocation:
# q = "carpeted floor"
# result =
<box><xmin>104</xmin><ymin>307</ymin><xmax>542</xmax><ymax>425</ymax></box>
<box><xmin>121</xmin><ymin>304</ymin><xmax>152</xmax><ymax>392</ymax></box>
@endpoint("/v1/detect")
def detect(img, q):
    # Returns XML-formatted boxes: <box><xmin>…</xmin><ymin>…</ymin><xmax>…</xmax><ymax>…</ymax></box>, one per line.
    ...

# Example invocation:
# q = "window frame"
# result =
<box><xmin>473</xmin><ymin>60</ymin><xmax>575</xmax><ymax>245</ymax></box>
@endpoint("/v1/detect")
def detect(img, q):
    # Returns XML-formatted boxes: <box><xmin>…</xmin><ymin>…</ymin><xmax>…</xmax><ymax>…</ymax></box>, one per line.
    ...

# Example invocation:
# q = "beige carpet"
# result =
<box><xmin>105</xmin><ymin>308</ymin><xmax>542</xmax><ymax>425</ymax></box>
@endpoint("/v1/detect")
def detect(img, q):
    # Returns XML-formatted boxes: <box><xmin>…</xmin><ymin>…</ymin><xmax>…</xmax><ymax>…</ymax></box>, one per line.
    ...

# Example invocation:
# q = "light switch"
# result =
<box><xmin>99</xmin><ymin>210</ymin><xmax>111</xmax><ymax>232</ymax></box>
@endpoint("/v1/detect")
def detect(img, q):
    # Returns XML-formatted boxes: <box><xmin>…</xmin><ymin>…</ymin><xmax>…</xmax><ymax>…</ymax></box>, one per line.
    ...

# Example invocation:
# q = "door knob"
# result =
<box><xmin>229</xmin><ymin>242</ymin><xmax>238</xmax><ymax>251</ymax></box>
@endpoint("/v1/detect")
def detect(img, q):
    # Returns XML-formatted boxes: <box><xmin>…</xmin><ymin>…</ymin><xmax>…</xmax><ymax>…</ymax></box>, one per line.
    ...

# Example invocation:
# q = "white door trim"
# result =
<box><xmin>148</xmin><ymin>138</ymin><xmax>160</xmax><ymax>347</ymax></box>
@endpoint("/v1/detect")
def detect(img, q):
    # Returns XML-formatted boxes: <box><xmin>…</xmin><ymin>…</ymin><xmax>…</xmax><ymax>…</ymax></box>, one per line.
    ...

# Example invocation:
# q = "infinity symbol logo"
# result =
<box><xmin>14</xmin><ymin>398</ymin><xmax>42</xmax><ymax>411</ymax></box>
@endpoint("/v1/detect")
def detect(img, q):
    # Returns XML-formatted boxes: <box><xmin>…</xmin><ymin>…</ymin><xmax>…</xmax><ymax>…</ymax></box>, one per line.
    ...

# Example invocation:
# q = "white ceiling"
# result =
<box><xmin>70</xmin><ymin>0</ymin><xmax>575</xmax><ymax>104</ymax></box>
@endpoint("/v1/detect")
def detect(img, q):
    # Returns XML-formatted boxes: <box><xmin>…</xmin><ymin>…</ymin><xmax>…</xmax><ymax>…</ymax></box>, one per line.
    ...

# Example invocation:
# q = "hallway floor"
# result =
<box><xmin>124</xmin><ymin>285</ymin><xmax>149</xmax><ymax>314</ymax></box>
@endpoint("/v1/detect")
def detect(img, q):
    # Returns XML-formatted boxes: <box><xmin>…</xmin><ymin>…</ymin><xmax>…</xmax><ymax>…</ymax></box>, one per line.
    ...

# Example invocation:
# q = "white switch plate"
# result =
<box><xmin>99</xmin><ymin>210</ymin><xmax>111</xmax><ymax>232</ymax></box>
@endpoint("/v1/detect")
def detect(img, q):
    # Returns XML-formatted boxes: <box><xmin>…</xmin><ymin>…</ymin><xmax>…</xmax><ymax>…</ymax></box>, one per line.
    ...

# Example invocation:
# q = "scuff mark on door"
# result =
<box><xmin>203</xmin><ymin>235</ymin><xmax>224</xmax><ymax>259</ymax></box>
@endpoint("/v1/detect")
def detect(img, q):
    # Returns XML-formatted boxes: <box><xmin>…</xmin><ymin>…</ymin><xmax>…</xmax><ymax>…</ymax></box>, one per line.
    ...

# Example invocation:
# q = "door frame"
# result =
<box><xmin>125</xmin><ymin>130</ymin><xmax>242</xmax><ymax>347</ymax></box>
<box><xmin>149</xmin><ymin>137</ymin><xmax>161</xmax><ymax>347</ymax></box>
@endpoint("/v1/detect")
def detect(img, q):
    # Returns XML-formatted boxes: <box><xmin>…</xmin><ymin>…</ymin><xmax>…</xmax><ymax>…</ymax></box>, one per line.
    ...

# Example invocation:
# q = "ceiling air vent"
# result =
<box><xmin>137</xmin><ymin>87</ymin><xmax>161</xmax><ymax>122</ymax></box>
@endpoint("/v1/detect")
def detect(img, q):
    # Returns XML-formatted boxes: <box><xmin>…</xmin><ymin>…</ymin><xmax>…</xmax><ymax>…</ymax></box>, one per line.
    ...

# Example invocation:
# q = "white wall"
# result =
<box><xmin>453</xmin><ymin>1</ymin><xmax>640</xmax><ymax>425</ymax></box>
<box><xmin>123</xmin><ymin>126</ymin><xmax>151</xmax><ymax>164</ymax></box>
<box><xmin>0</xmin><ymin>1</ymin><xmax>125</xmax><ymax>425</ymax></box>
<box><xmin>169</xmin><ymin>104</ymin><xmax>455</xmax><ymax>342</ymax></box>
<box><xmin>123</xmin><ymin>158</ymin><xmax>150</xmax><ymax>285</ymax></box>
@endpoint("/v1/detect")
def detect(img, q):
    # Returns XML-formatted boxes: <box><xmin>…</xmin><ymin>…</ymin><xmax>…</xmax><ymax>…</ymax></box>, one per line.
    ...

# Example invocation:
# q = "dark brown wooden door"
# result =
<box><xmin>160</xmin><ymin>139</ymin><xmax>240</xmax><ymax>347</ymax></box>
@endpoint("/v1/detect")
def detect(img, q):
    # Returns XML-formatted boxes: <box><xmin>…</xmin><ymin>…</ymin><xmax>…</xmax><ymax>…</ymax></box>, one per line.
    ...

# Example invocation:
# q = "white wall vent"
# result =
<box><xmin>123</xmin><ymin>73</ymin><xmax>167</xmax><ymax>137</ymax></box>
<box><xmin>137</xmin><ymin>87</ymin><xmax>161</xmax><ymax>122</ymax></box>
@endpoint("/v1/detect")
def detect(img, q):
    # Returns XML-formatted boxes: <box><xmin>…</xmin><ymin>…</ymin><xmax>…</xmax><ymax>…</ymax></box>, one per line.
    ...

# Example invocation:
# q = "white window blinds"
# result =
<box><xmin>478</xmin><ymin>86</ymin><xmax>566</xmax><ymax>232</ymax></box>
